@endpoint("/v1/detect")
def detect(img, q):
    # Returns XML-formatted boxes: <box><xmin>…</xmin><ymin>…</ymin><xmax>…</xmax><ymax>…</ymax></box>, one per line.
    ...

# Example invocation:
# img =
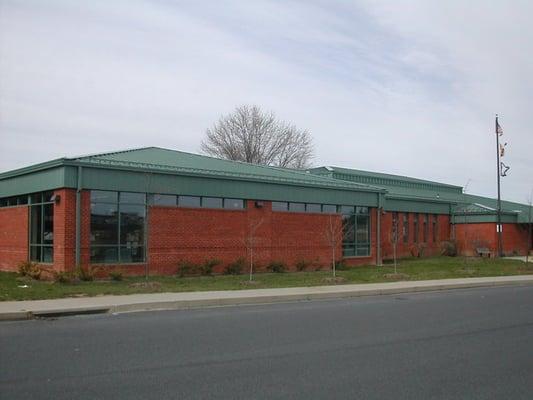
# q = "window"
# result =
<box><xmin>29</xmin><ymin>192</ymin><xmax>54</xmax><ymax>263</ymax></box>
<box><xmin>272</xmin><ymin>201</ymin><xmax>288</xmax><ymax>211</ymax></box>
<box><xmin>391</xmin><ymin>212</ymin><xmax>399</xmax><ymax>244</ymax></box>
<box><xmin>342</xmin><ymin>206</ymin><xmax>370</xmax><ymax>257</ymax></box>
<box><xmin>202</xmin><ymin>197</ymin><xmax>223</xmax><ymax>209</ymax></box>
<box><xmin>148</xmin><ymin>194</ymin><xmax>177</xmax><ymax>207</ymax></box>
<box><xmin>414</xmin><ymin>213</ymin><xmax>419</xmax><ymax>243</ymax></box>
<box><xmin>289</xmin><ymin>203</ymin><xmax>305</xmax><ymax>212</ymax></box>
<box><xmin>423</xmin><ymin>214</ymin><xmax>429</xmax><ymax>243</ymax></box>
<box><xmin>224</xmin><ymin>198</ymin><xmax>244</xmax><ymax>209</ymax></box>
<box><xmin>178</xmin><ymin>196</ymin><xmax>201</xmax><ymax>208</ymax></box>
<box><xmin>306</xmin><ymin>204</ymin><xmax>321</xmax><ymax>213</ymax></box>
<box><xmin>403</xmin><ymin>213</ymin><xmax>409</xmax><ymax>244</ymax></box>
<box><xmin>322</xmin><ymin>204</ymin><xmax>337</xmax><ymax>214</ymax></box>
<box><xmin>90</xmin><ymin>191</ymin><xmax>146</xmax><ymax>264</ymax></box>
<box><xmin>433</xmin><ymin>215</ymin><xmax>439</xmax><ymax>242</ymax></box>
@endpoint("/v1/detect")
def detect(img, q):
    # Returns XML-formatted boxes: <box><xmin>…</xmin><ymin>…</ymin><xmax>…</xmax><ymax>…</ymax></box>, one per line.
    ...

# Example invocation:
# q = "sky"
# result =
<box><xmin>0</xmin><ymin>0</ymin><xmax>532</xmax><ymax>203</ymax></box>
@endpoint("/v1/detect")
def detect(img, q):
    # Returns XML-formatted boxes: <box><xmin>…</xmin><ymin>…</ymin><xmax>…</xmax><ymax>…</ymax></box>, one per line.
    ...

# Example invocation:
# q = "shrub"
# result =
<box><xmin>77</xmin><ymin>265</ymin><xmax>100</xmax><ymax>281</ymax></box>
<box><xmin>295</xmin><ymin>259</ymin><xmax>311</xmax><ymax>272</ymax></box>
<box><xmin>53</xmin><ymin>271</ymin><xmax>74</xmax><ymax>284</ymax></box>
<box><xmin>267</xmin><ymin>261</ymin><xmax>287</xmax><ymax>273</ymax></box>
<box><xmin>17</xmin><ymin>261</ymin><xmax>42</xmax><ymax>280</ymax></box>
<box><xmin>224</xmin><ymin>257</ymin><xmax>245</xmax><ymax>275</ymax></box>
<box><xmin>335</xmin><ymin>261</ymin><xmax>349</xmax><ymax>271</ymax></box>
<box><xmin>200</xmin><ymin>259</ymin><xmax>221</xmax><ymax>276</ymax></box>
<box><xmin>177</xmin><ymin>261</ymin><xmax>199</xmax><ymax>277</ymax></box>
<box><xmin>109</xmin><ymin>270</ymin><xmax>123</xmax><ymax>281</ymax></box>
<box><xmin>440</xmin><ymin>241</ymin><xmax>457</xmax><ymax>257</ymax></box>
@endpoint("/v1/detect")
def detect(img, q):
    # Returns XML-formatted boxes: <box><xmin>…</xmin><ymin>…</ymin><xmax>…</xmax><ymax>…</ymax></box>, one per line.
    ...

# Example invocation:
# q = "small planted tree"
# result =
<box><xmin>244</xmin><ymin>218</ymin><xmax>264</xmax><ymax>282</ymax></box>
<box><xmin>323</xmin><ymin>215</ymin><xmax>344</xmax><ymax>278</ymax></box>
<box><xmin>527</xmin><ymin>190</ymin><xmax>532</xmax><ymax>265</ymax></box>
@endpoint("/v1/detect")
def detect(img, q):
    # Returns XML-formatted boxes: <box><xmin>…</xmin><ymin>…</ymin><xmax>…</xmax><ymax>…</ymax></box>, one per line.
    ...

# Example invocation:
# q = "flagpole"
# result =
<box><xmin>495</xmin><ymin>114</ymin><xmax>503</xmax><ymax>257</ymax></box>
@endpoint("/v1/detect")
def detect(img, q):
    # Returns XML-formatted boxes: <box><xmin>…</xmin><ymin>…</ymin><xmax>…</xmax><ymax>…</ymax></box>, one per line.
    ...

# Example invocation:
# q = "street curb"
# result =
<box><xmin>2</xmin><ymin>277</ymin><xmax>533</xmax><ymax>321</ymax></box>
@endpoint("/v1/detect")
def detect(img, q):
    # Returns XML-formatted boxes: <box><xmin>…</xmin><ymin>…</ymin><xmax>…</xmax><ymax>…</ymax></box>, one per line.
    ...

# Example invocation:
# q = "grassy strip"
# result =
<box><xmin>1</xmin><ymin>256</ymin><xmax>531</xmax><ymax>301</ymax></box>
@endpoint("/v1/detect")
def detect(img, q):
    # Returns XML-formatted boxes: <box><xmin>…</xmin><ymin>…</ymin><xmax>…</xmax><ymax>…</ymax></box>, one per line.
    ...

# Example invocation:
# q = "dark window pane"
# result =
<box><xmin>356</xmin><ymin>215</ymin><xmax>369</xmax><ymax>243</ymax></box>
<box><xmin>179</xmin><ymin>196</ymin><xmax>201</xmax><ymax>208</ymax></box>
<box><xmin>30</xmin><ymin>205</ymin><xmax>42</xmax><ymax>245</ymax></box>
<box><xmin>120</xmin><ymin>204</ymin><xmax>145</xmax><ymax>245</ymax></box>
<box><xmin>342</xmin><ymin>245</ymin><xmax>356</xmax><ymax>257</ymax></box>
<box><xmin>43</xmin><ymin>204</ymin><xmax>54</xmax><ymax>244</ymax></box>
<box><xmin>119</xmin><ymin>246</ymin><xmax>145</xmax><ymax>263</ymax></box>
<box><xmin>340</xmin><ymin>205</ymin><xmax>355</xmax><ymax>215</ymax></box>
<box><xmin>202</xmin><ymin>197</ymin><xmax>223</xmax><ymax>209</ymax></box>
<box><xmin>403</xmin><ymin>214</ymin><xmax>409</xmax><ymax>243</ymax></box>
<box><xmin>289</xmin><ymin>203</ymin><xmax>305</xmax><ymax>212</ymax></box>
<box><xmin>306</xmin><ymin>204</ymin><xmax>321</xmax><ymax>213</ymax></box>
<box><xmin>30</xmin><ymin>246</ymin><xmax>41</xmax><ymax>262</ymax></box>
<box><xmin>343</xmin><ymin>214</ymin><xmax>355</xmax><ymax>243</ymax></box>
<box><xmin>356</xmin><ymin>206</ymin><xmax>368</xmax><ymax>214</ymax></box>
<box><xmin>224</xmin><ymin>198</ymin><xmax>244</xmax><ymax>209</ymax></box>
<box><xmin>356</xmin><ymin>246</ymin><xmax>370</xmax><ymax>256</ymax></box>
<box><xmin>91</xmin><ymin>190</ymin><xmax>118</xmax><ymax>203</ymax></box>
<box><xmin>42</xmin><ymin>246</ymin><xmax>53</xmax><ymax>263</ymax></box>
<box><xmin>322</xmin><ymin>204</ymin><xmax>337</xmax><ymax>214</ymax></box>
<box><xmin>120</xmin><ymin>192</ymin><xmax>145</xmax><ymax>204</ymax></box>
<box><xmin>30</xmin><ymin>193</ymin><xmax>42</xmax><ymax>204</ymax></box>
<box><xmin>90</xmin><ymin>203</ymin><xmax>118</xmax><ymax>245</ymax></box>
<box><xmin>149</xmin><ymin>194</ymin><xmax>177</xmax><ymax>207</ymax></box>
<box><xmin>43</xmin><ymin>191</ymin><xmax>54</xmax><ymax>202</ymax></box>
<box><xmin>272</xmin><ymin>201</ymin><xmax>288</xmax><ymax>211</ymax></box>
<box><xmin>16</xmin><ymin>195</ymin><xmax>28</xmax><ymax>205</ymax></box>
<box><xmin>91</xmin><ymin>246</ymin><xmax>118</xmax><ymax>263</ymax></box>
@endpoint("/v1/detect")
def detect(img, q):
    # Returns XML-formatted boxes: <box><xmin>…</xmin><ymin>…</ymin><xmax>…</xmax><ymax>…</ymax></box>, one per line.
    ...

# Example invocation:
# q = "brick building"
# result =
<box><xmin>0</xmin><ymin>147</ymin><xmax>531</xmax><ymax>275</ymax></box>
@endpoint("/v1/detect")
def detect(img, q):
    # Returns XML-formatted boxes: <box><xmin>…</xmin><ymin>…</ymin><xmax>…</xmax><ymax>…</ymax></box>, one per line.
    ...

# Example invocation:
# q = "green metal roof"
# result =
<box><xmin>0</xmin><ymin>147</ymin><xmax>383</xmax><ymax>205</ymax></box>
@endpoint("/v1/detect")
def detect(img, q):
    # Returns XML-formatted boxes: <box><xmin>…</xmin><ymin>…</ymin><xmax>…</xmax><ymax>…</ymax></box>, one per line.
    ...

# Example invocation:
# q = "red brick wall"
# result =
<box><xmin>52</xmin><ymin>189</ymin><xmax>77</xmax><ymax>271</ymax></box>
<box><xmin>147</xmin><ymin>200</ymin><xmax>347</xmax><ymax>274</ymax></box>
<box><xmin>455</xmin><ymin>223</ymin><xmax>529</xmax><ymax>256</ymax></box>
<box><xmin>381</xmin><ymin>211</ymin><xmax>450</xmax><ymax>260</ymax></box>
<box><xmin>0</xmin><ymin>206</ymin><xmax>29</xmax><ymax>271</ymax></box>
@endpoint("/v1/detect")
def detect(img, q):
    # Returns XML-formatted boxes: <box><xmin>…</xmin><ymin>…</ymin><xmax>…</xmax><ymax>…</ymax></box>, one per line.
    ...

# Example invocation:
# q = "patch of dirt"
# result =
<box><xmin>128</xmin><ymin>281</ymin><xmax>162</xmax><ymax>290</ymax></box>
<box><xmin>383</xmin><ymin>273</ymin><xmax>410</xmax><ymax>280</ymax></box>
<box><xmin>70</xmin><ymin>293</ymin><xmax>89</xmax><ymax>298</ymax></box>
<box><xmin>322</xmin><ymin>276</ymin><xmax>346</xmax><ymax>284</ymax></box>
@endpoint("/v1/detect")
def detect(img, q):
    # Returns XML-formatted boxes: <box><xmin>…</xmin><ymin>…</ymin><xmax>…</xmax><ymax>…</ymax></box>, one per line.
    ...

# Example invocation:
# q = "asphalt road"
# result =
<box><xmin>1</xmin><ymin>286</ymin><xmax>532</xmax><ymax>400</ymax></box>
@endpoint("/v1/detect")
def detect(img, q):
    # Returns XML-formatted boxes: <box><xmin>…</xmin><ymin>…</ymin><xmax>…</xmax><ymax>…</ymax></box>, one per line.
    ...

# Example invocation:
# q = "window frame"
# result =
<box><xmin>28</xmin><ymin>192</ymin><xmax>54</xmax><ymax>264</ymax></box>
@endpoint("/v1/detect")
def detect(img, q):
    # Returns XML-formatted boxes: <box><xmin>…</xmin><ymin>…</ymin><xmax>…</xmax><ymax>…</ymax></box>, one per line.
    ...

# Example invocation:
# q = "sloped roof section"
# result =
<box><xmin>72</xmin><ymin>147</ymin><xmax>382</xmax><ymax>192</ymax></box>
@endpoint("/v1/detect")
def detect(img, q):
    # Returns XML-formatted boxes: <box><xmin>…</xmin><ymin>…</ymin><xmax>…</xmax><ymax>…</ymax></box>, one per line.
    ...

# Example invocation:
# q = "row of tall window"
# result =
<box><xmin>148</xmin><ymin>194</ymin><xmax>244</xmax><ymax>210</ymax></box>
<box><xmin>0</xmin><ymin>192</ymin><xmax>54</xmax><ymax>207</ymax></box>
<box><xmin>29</xmin><ymin>192</ymin><xmax>55</xmax><ymax>263</ymax></box>
<box><xmin>392</xmin><ymin>212</ymin><xmax>439</xmax><ymax>244</ymax></box>
<box><xmin>341</xmin><ymin>206</ymin><xmax>371</xmax><ymax>257</ymax></box>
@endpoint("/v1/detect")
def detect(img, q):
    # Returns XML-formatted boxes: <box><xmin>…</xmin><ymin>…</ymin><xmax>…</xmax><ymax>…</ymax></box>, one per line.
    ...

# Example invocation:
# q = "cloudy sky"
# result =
<box><xmin>1</xmin><ymin>0</ymin><xmax>532</xmax><ymax>202</ymax></box>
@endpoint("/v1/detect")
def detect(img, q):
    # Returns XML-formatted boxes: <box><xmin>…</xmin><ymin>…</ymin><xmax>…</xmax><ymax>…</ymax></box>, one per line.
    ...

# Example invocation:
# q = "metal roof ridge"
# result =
<box><xmin>70</xmin><ymin>146</ymin><xmax>157</xmax><ymax>161</ymax></box>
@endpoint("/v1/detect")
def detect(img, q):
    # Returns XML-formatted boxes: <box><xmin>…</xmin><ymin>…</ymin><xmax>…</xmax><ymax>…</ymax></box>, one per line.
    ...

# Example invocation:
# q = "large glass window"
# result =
<box><xmin>29</xmin><ymin>192</ymin><xmax>54</xmax><ymax>263</ymax></box>
<box><xmin>90</xmin><ymin>191</ymin><xmax>146</xmax><ymax>264</ymax></box>
<box><xmin>403</xmin><ymin>213</ymin><xmax>409</xmax><ymax>244</ymax></box>
<box><xmin>148</xmin><ymin>194</ymin><xmax>177</xmax><ymax>207</ymax></box>
<box><xmin>414</xmin><ymin>213</ymin><xmax>419</xmax><ymax>243</ymax></box>
<box><xmin>423</xmin><ymin>214</ymin><xmax>429</xmax><ymax>243</ymax></box>
<box><xmin>433</xmin><ymin>215</ymin><xmax>438</xmax><ymax>242</ymax></box>
<box><xmin>342</xmin><ymin>206</ymin><xmax>370</xmax><ymax>257</ymax></box>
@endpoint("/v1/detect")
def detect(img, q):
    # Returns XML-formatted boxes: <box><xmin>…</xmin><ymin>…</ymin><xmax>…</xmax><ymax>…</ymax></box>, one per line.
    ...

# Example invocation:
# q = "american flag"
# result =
<box><xmin>496</xmin><ymin>118</ymin><xmax>503</xmax><ymax>136</ymax></box>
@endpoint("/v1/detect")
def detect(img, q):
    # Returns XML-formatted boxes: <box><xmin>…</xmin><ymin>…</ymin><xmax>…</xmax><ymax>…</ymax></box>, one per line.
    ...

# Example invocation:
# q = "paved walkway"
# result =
<box><xmin>1</xmin><ymin>275</ymin><xmax>533</xmax><ymax>321</ymax></box>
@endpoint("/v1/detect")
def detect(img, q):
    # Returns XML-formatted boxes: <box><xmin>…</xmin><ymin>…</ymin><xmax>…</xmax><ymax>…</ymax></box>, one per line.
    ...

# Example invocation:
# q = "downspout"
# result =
<box><xmin>75</xmin><ymin>166</ymin><xmax>82</xmax><ymax>267</ymax></box>
<box><xmin>376</xmin><ymin>192</ymin><xmax>383</xmax><ymax>267</ymax></box>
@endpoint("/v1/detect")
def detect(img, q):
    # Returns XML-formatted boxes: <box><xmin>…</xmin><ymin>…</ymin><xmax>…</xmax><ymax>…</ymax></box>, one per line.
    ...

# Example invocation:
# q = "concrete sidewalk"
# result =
<box><xmin>1</xmin><ymin>275</ymin><xmax>533</xmax><ymax>321</ymax></box>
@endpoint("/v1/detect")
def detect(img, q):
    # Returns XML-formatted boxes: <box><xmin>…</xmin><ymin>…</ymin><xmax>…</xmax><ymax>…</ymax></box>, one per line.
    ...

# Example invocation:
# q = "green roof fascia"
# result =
<box><xmin>71</xmin><ymin>158</ymin><xmax>385</xmax><ymax>194</ymax></box>
<box><xmin>78</xmin><ymin>165</ymin><xmax>381</xmax><ymax>206</ymax></box>
<box><xmin>383</xmin><ymin>197</ymin><xmax>452</xmax><ymax>214</ymax></box>
<box><xmin>452</xmin><ymin>213</ymin><xmax>518</xmax><ymax>224</ymax></box>
<box><xmin>0</xmin><ymin>158</ymin><xmax>66</xmax><ymax>180</ymax></box>
<box><xmin>0</xmin><ymin>165</ymin><xmax>69</xmax><ymax>197</ymax></box>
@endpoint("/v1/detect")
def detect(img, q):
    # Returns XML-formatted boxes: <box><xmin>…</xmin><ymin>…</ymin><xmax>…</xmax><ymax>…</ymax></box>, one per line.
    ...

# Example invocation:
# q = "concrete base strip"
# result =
<box><xmin>1</xmin><ymin>275</ymin><xmax>532</xmax><ymax>320</ymax></box>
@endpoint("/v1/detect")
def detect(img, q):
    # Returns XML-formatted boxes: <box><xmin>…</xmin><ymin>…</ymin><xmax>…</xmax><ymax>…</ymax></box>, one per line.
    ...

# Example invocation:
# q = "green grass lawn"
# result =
<box><xmin>1</xmin><ymin>256</ymin><xmax>532</xmax><ymax>301</ymax></box>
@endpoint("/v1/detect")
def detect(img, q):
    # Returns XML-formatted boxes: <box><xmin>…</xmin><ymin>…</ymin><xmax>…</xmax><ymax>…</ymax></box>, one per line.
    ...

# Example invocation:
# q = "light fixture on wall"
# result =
<box><xmin>51</xmin><ymin>194</ymin><xmax>61</xmax><ymax>205</ymax></box>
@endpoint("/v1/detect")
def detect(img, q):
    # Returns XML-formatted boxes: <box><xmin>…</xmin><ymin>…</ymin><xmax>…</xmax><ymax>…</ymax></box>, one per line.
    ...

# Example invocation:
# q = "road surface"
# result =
<box><xmin>1</xmin><ymin>286</ymin><xmax>532</xmax><ymax>399</ymax></box>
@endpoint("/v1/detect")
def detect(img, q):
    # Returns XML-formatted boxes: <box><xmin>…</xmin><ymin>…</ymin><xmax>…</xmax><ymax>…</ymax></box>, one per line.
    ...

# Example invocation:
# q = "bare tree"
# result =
<box><xmin>244</xmin><ymin>217</ymin><xmax>264</xmax><ymax>282</ymax></box>
<box><xmin>323</xmin><ymin>215</ymin><xmax>344</xmax><ymax>277</ymax></box>
<box><xmin>201</xmin><ymin>105</ymin><xmax>314</xmax><ymax>168</ymax></box>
